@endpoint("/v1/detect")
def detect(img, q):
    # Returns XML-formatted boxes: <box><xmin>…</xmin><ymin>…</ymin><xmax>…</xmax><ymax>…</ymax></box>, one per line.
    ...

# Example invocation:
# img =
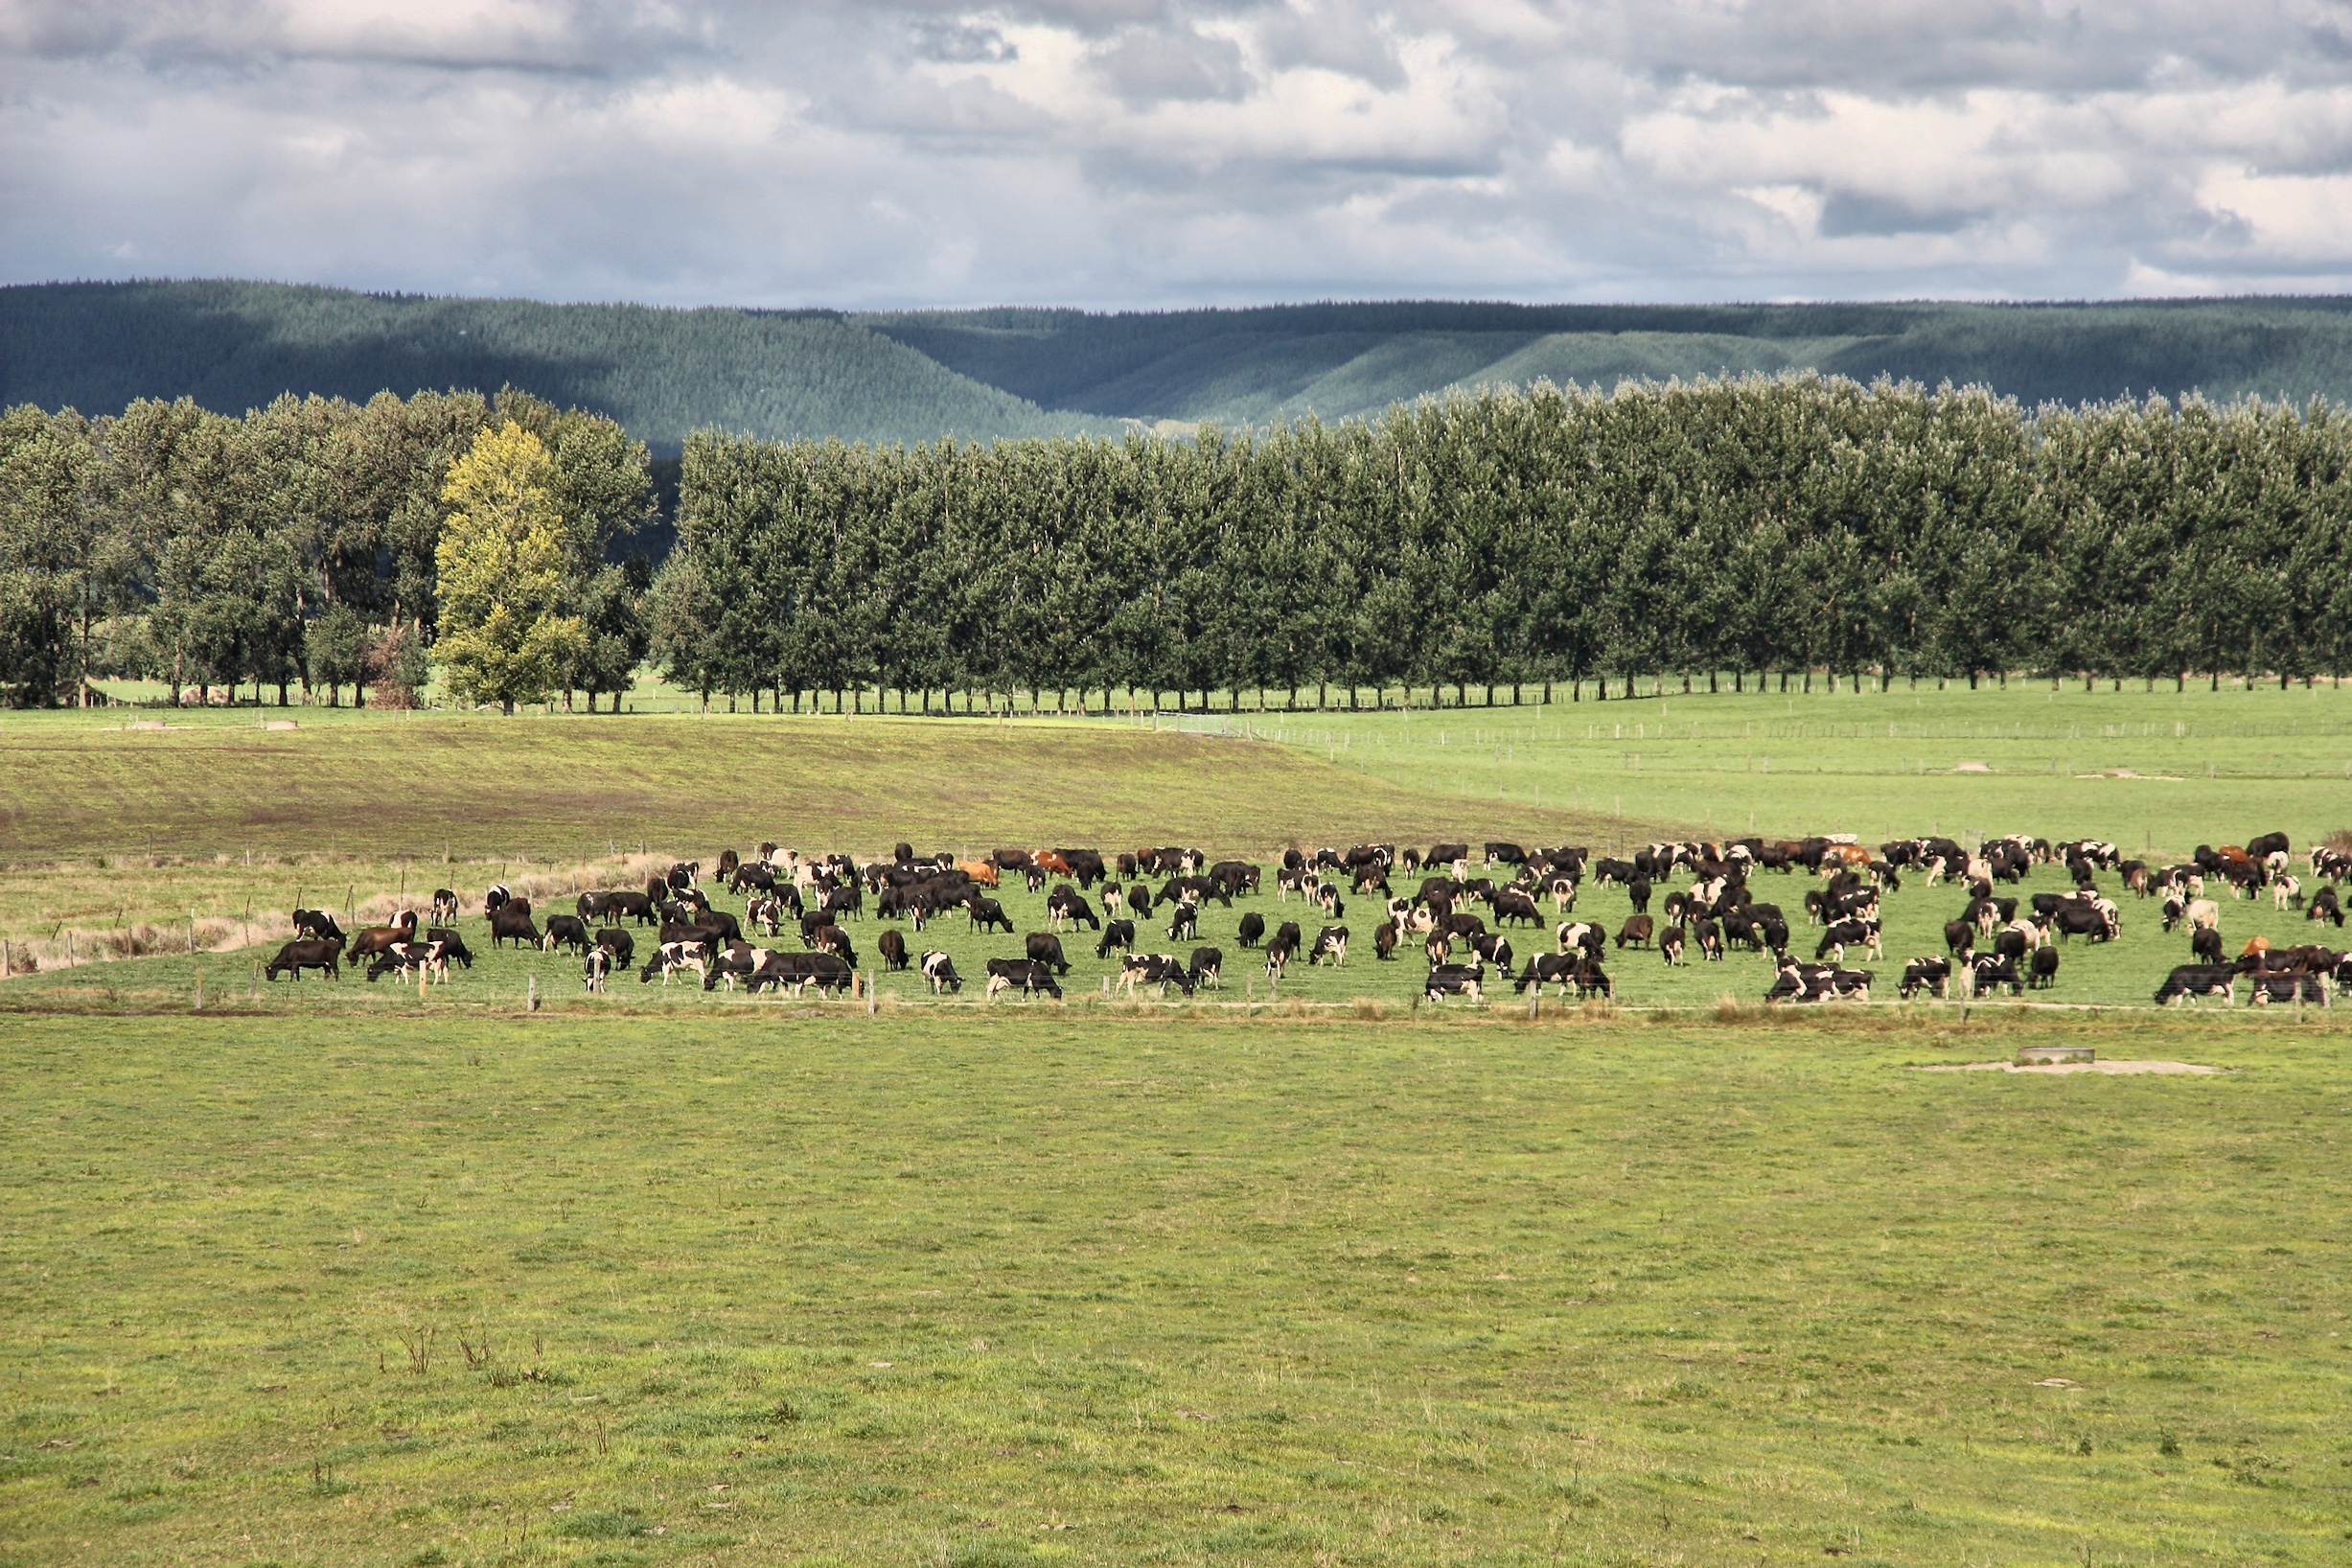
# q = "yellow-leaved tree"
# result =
<box><xmin>433</xmin><ymin>422</ymin><xmax>588</xmax><ymax>714</ymax></box>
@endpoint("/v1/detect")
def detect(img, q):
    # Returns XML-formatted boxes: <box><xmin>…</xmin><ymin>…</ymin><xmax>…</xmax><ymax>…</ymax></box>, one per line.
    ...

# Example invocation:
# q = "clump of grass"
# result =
<box><xmin>1350</xmin><ymin>997</ymin><xmax>1384</xmax><ymax>1021</ymax></box>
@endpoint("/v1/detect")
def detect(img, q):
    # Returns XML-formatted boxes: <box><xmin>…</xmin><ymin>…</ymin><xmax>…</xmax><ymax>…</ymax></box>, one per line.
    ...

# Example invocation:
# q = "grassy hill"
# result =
<box><xmin>9</xmin><ymin>283</ymin><xmax>2352</xmax><ymax>448</ymax></box>
<box><xmin>0</xmin><ymin>280</ymin><xmax>1117</xmax><ymax>451</ymax></box>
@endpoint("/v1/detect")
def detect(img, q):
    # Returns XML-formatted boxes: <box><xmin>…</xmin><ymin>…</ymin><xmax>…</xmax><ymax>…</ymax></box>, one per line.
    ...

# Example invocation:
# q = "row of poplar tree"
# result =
<box><xmin>4</xmin><ymin>374</ymin><xmax>2350</xmax><ymax>710</ymax></box>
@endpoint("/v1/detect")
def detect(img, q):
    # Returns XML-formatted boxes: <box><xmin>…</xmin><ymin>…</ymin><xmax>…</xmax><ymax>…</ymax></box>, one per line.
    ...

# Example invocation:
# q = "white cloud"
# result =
<box><xmin>2</xmin><ymin>1</ymin><xmax>2351</xmax><ymax>305</ymax></box>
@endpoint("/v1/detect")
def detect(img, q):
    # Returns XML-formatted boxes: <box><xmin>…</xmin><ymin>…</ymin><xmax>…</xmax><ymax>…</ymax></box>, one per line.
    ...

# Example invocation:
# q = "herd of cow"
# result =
<box><xmin>254</xmin><ymin>831</ymin><xmax>2352</xmax><ymax>1008</ymax></box>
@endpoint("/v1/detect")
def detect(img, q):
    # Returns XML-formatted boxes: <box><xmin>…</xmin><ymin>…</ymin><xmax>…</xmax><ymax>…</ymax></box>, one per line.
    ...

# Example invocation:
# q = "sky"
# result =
<box><xmin>5</xmin><ymin>0</ymin><xmax>2352</xmax><ymax>310</ymax></box>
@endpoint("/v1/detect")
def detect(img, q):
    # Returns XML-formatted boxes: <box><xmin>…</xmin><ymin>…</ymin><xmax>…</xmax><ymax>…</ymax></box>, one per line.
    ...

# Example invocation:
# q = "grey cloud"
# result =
<box><xmin>1089</xmin><ymin>24</ymin><xmax>1255</xmax><ymax>103</ymax></box>
<box><xmin>4</xmin><ymin>1</ymin><xmax>2352</xmax><ymax>309</ymax></box>
<box><xmin>911</xmin><ymin>19</ymin><xmax>1018</xmax><ymax>63</ymax></box>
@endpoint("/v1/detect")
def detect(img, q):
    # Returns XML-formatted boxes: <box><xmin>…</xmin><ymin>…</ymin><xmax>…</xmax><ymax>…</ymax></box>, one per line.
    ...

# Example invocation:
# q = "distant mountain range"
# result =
<box><xmin>9</xmin><ymin>280</ymin><xmax>2352</xmax><ymax>451</ymax></box>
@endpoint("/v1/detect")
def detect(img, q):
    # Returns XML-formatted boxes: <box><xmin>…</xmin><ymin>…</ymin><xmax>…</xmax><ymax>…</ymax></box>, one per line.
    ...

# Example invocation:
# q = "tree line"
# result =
<box><xmin>0</xmin><ymin>388</ymin><xmax>654</xmax><ymax>708</ymax></box>
<box><xmin>4</xmin><ymin>374</ymin><xmax>2350</xmax><ymax>712</ymax></box>
<box><xmin>655</xmin><ymin>376</ymin><xmax>2352</xmax><ymax>709</ymax></box>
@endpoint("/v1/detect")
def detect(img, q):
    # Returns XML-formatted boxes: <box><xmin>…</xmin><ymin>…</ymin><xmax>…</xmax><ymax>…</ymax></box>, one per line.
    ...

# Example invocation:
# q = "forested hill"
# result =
<box><xmin>0</xmin><ymin>281</ymin><xmax>1118</xmax><ymax>452</ymax></box>
<box><xmin>8</xmin><ymin>281</ymin><xmax>2352</xmax><ymax>450</ymax></box>
<box><xmin>855</xmin><ymin>298</ymin><xmax>2352</xmax><ymax>425</ymax></box>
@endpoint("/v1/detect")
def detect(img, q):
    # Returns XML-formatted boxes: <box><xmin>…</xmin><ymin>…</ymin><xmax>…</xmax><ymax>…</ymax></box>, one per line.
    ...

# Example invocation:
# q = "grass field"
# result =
<box><xmin>6</xmin><ymin>688</ymin><xmax>2352</xmax><ymax>1564</ymax></box>
<box><xmin>1211</xmin><ymin>681</ymin><xmax>2352</xmax><ymax>857</ymax></box>
<box><xmin>5</xmin><ymin>1010</ymin><xmax>2349</xmax><ymax>1566</ymax></box>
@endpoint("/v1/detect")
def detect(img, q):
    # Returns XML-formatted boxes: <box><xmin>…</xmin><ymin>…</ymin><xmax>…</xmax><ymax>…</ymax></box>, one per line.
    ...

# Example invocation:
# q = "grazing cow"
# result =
<box><xmin>365</xmin><ymin>939</ymin><xmax>449</xmax><ymax>984</ymax></box>
<box><xmin>2247</xmin><ymin>971</ymin><xmax>2327</xmax><ymax>1006</ymax></box>
<box><xmin>1166</xmin><ymin>904</ymin><xmax>1200</xmax><ymax>942</ymax></box>
<box><xmin>2184</xmin><ymin>897</ymin><xmax>2221</xmax><ymax>932</ymax></box>
<box><xmin>1555</xmin><ymin>920</ymin><xmax>1603</xmax><ymax>956</ymax></box>
<box><xmin>1424</xmin><ymin>962</ymin><xmax>1486</xmax><ymax>1003</ymax></box>
<box><xmin>1491</xmin><ymin>888</ymin><xmax>1544</xmax><ymax>928</ymax></box>
<box><xmin>957</xmin><ymin>860</ymin><xmax>1002</xmax><ymax>889</ymax></box>
<box><xmin>1943</xmin><ymin>919</ymin><xmax>1975</xmax><ymax>957</ymax></box>
<box><xmin>1659</xmin><ymin>926</ymin><xmax>1687</xmax><ymax>965</ymax></box>
<box><xmin>813</xmin><ymin>925</ymin><xmax>859</xmax><ymax>965</ymax></box>
<box><xmin>1815</xmin><ymin>919</ymin><xmax>1882</xmax><ymax>963</ymax></box>
<box><xmin>1899</xmin><ymin>956</ymin><xmax>1952</xmax><ymax>1000</ymax></box>
<box><xmin>1615</xmin><ymin>915</ymin><xmax>1654</xmax><ymax>950</ymax></box>
<box><xmin>2273</xmin><ymin>874</ymin><xmax>2303</xmax><ymax>911</ymax></box>
<box><xmin>292</xmin><ymin>909</ymin><xmax>345</xmax><ymax>943</ymax></box>
<box><xmin>1095</xmin><ymin>919</ymin><xmax>1138</xmax><ymax>958</ymax></box>
<box><xmin>576</xmin><ymin>890</ymin><xmax>615</xmax><ymax>922</ymax></box>
<box><xmin>592</xmin><ymin>927</ymin><xmax>634</xmax><ymax>969</ymax></box>
<box><xmin>2309</xmin><ymin>887</ymin><xmax>2345</xmax><ymax>927</ymax></box>
<box><xmin>488</xmin><ymin>905</ymin><xmax>541</xmax><ymax>950</ymax></box>
<box><xmin>1118</xmin><ymin>953</ymin><xmax>1194</xmax><ymax>998</ymax></box>
<box><xmin>1512</xmin><ymin>953</ymin><xmax>1575</xmax><ymax>995</ymax></box>
<box><xmin>921</xmin><ymin>950</ymin><xmax>962</xmax><ymax>994</ymax></box>
<box><xmin>1308</xmin><ymin>926</ymin><xmax>1349</xmax><ymax>966</ymax></box>
<box><xmin>542</xmin><ymin>914</ymin><xmax>591</xmax><ymax>955</ymax></box>
<box><xmin>1236</xmin><ymin>911</ymin><xmax>1266</xmax><ymax>949</ymax></box>
<box><xmin>1369</xmin><ymin>919</ymin><xmax>1398</xmax><ymax>959</ymax></box>
<box><xmin>2155</xmin><ymin>964</ymin><xmax>2237</xmax><ymax>1006</ymax></box>
<box><xmin>1991</xmin><ymin>926</ymin><xmax>2030</xmax><ymax>965</ymax></box>
<box><xmin>584</xmin><ymin>947</ymin><xmax>612</xmax><ymax>992</ymax></box>
<box><xmin>1265</xmin><ymin>922</ymin><xmax>1303</xmax><ymax>977</ymax></box>
<box><xmin>1188</xmin><ymin>947</ymin><xmax>1223</xmax><ymax>989</ymax></box>
<box><xmin>665</xmin><ymin>861</ymin><xmax>701</xmax><ymax>892</ymax></box>
<box><xmin>265</xmin><ymin>937</ymin><xmax>343</xmax><ymax>981</ymax></box>
<box><xmin>638</xmin><ymin>942</ymin><xmax>708</xmax><ymax>985</ymax></box>
<box><xmin>1427</xmin><ymin>842</ymin><xmax>1470</xmax><ymax>868</ymax></box>
<box><xmin>349</xmin><ymin>916</ymin><xmax>422</xmax><ymax>962</ymax></box>
<box><xmin>2047</xmin><ymin>904</ymin><xmax>2116</xmax><ymax>942</ymax></box>
<box><xmin>1127</xmin><ymin>885</ymin><xmax>1155</xmax><ymax>920</ymax></box>
<box><xmin>877</xmin><ymin>929</ymin><xmax>910</xmax><ymax>971</ymax></box>
<box><xmin>1694</xmin><ymin>917</ymin><xmax>1724</xmax><ymax>961</ymax></box>
<box><xmin>1025</xmin><ymin>933</ymin><xmax>1071</xmax><ymax>975</ymax></box>
<box><xmin>2190</xmin><ymin>926</ymin><xmax>2225</xmax><ymax>964</ymax></box>
<box><xmin>2028</xmin><ymin>946</ymin><xmax>2061</xmax><ymax>989</ymax></box>
<box><xmin>967</xmin><ymin>897</ymin><xmax>1015</xmax><ymax>934</ymax></box>
<box><xmin>429</xmin><ymin>888</ymin><xmax>459</xmax><ymax>923</ymax></box>
<box><xmin>1970</xmin><ymin>954</ymin><xmax>2022</xmax><ymax>997</ymax></box>
<box><xmin>985</xmin><ymin>957</ymin><xmax>1063</xmax><ymax>999</ymax></box>
<box><xmin>1047</xmin><ymin>888</ymin><xmax>1099</xmax><ymax>932</ymax></box>
<box><xmin>1626</xmin><ymin>875</ymin><xmax>1652</xmax><ymax>915</ymax></box>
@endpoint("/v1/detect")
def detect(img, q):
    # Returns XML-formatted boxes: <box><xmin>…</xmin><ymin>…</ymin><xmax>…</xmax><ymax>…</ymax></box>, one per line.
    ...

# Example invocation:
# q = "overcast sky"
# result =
<box><xmin>5</xmin><ymin>1</ymin><xmax>2350</xmax><ymax>309</ymax></box>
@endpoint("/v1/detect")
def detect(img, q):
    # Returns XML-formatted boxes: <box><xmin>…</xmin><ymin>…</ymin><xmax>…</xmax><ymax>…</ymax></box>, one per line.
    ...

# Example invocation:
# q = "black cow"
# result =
<box><xmin>1047</xmin><ymin>888</ymin><xmax>1099</xmax><ymax>932</ymax></box>
<box><xmin>985</xmin><ymin>957</ymin><xmax>1063</xmax><ymax>999</ymax></box>
<box><xmin>877</xmin><ymin>929</ymin><xmax>910</xmax><ymax>970</ymax></box>
<box><xmin>292</xmin><ymin>909</ymin><xmax>345</xmax><ymax>943</ymax></box>
<box><xmin>1815</xmin><ymin>919</ymin><xmax>1881</xmax><ymax>963</ymax></box>
<box><xmin>2155</xmin><ymin>964</ymin><xmax>2237</xmax><ymax>1005</ymax></box>
<box><xmin>1265</xmin><ymin>921</ymin><xmax>1303</xmax><ymax>977</ymax></box>
<box><xmin>1026</xmin><ymin>933</ymin><xmax>1071</xmax><ymax>975</ymax></box>
<box><xmin>265</xmin><ymin>937</ymin><xmax>342</xmax><ymax>981</ymax></box>
<box><xmin>1095</xmin><ymin>919</ymin><xmax>1137</xmax><ymax>958</ymax></box>
<box><xmin>542</xmin><ymin>914</ymin><xmax>591</xmax><ymax>955</ymax></box>
<box><xmin>592</xmin><ymin>927</ymin><xmax>634</xmax><ymax>969</ymax></box>
<box><xmin>484</xmin><ymin>884</ymin><xmax>513</xmax><ymax>916</ymax></box>
<box><xmin>1166</xmin><ymin>904</ymin><xmax>1200</xmax><ymax>942</ymax></box>
<box><xmin>429</xmin><ymin>888</ymin><xmax>459</xmax><ymax>923</ymax></box>
<box><xmin>1189</xmin><ymin>947</ymin><xmax>1223</xmax><ymax>989</ymax></box>
<box><xmin>2047</xmin><ymin>904</ymin><xmax>2115</xmax><ymax>942</ymax></box>
<box><xmin>1237</xmin><ymin>911</ymin><xmax>1266</xmax><ymax>948</ymax></box>
<box><xmin>489</xmin><ymin>905</ymin><xmax>541</xmax><ymax>949</ymax></box>
<box><xmin>1308</xmin><ymin>926</ymin><xmax>1349</xmax><ymax>966</ymax></box>
<box><xmin>1424</xmin><ymin>962</ymin><xmax>1486</xmax><ymax>1002</ymax></box>
<box><xmin>2308</xmin><ymin>886</ymin><xmax>2344</xmax><ymax>927</ymax></box>
<box><xmin>1970</xmin><ymin>954</ymin><xmax>2022</xmax><ymax>996</ymax></box>
<box><xmin>1899</xmin><ymin>956</ymin><xmax>1951</xmax><ymax>1000</ymax></box>
<box><xmin>584</xmin><ymin>947</ymin><xmax>613</xmax><ymax>993</ymax></box>
<box><xmin>1943</xmin><ymin>919</ymin><xmax>1975</xmax><ymax>956</ymax></box>
<box><xmin>968</xmin><ymin>897</ymin><xmax>1015</xmax><ymax>934</ymax></box>
<box><xmin>1659</xmin><ymin>926</ymin><xmax>1687</xmax><ymax>965</ymax></box>
<box><xmin>813</xmin><ymin>925</ymin><xmax>859</xmax><ymax>965</ymax></box>
<box><xmin>2190</xmin><ymin>926</ymin><xmax>2225</xmax><ymax>963</ymax></box>
<box><xmin>2028</xmin><ymin>946</ymin><xmax>2061</xmax><ymax>989</ymax></box>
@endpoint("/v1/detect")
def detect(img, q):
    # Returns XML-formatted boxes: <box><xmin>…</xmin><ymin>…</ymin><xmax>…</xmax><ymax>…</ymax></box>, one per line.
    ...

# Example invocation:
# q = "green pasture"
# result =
<box><xmin>1213</xmin><ymin>680</ymin><xmax>2352</xmax><ymax>857</ymax></box>
<box><xmin>5</xmin><ymin>1010</ymin><xmax>2349</xmax><ymax>1566</ymax></box>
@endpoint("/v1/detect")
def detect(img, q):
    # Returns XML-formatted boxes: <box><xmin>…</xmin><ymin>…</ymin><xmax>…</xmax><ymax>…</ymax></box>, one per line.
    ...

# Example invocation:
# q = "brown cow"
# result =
<box><xmin>957</xmin><ymin>860</ymin><xmax>1001</xmax><ymax>888</ymax></box>
<box><xmin>1032</xmin><ymin>849</ymin><xmax>1073</xmax><ymax>877</ymax></box>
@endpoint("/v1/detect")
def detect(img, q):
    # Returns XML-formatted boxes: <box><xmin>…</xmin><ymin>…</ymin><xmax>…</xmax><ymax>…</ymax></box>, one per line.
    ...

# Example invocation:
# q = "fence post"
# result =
<box><xmin>250</xmin><ymin>960</ymin><xmax>260</xmax><ymax>1000</ymax></box>
<box><xmin>527</xmin><ymin>974</ymin><xmax>539</xmax><ymax>1012</ymax></box>
<box><xmin>866</xmin><ymin>973</ymin><xmax>878</xmax><ymax>1016</ymax></box>
<box><xmin>194</xmin><ymin>970</ymin><xmax>203</xmax><ymax>1010</ymax></box>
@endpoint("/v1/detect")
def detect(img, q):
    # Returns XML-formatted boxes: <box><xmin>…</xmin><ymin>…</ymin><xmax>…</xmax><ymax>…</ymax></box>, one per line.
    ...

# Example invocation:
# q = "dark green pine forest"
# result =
<box><xmin>10</xmin><ymin>280</ymin><xmax>2352</xmax><ymax>451</ymax></box>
